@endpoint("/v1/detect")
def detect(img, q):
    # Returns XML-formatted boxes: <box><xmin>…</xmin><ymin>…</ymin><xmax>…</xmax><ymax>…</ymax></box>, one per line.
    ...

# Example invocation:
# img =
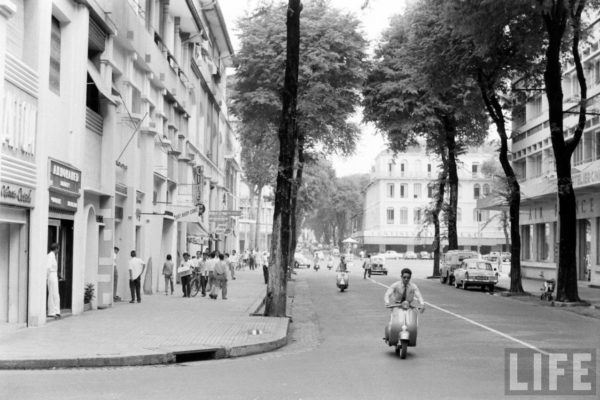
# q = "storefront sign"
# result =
<box><xmin>48</xmin><ymin>159</ymin><xmax>81</xmax><ymax>212</ymax></box>
<box><xmin>49</xmin><ymin>191</ymin><xmax>78</xmax><ymax>211</ymax></box>
<box><xmin>573</xmin><ymin>169</ymin><xmax>600</xmax><ymax>188</ymax></box>
<box><xmin>49</xmin><ymin>159</ymin><xmax>81</xmax><ymax>194</ymax></box>
<box><xmin>0</xmin><ymin>183</ymin><xmax>34</xmax><ymax>207</ymax></box>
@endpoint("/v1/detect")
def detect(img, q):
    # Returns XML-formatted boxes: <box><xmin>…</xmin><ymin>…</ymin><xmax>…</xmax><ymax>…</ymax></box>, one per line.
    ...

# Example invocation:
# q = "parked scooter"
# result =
<box><xmin>314</xmin><ymin>263</ymin><xmax>320</xmax><ymax>271</ymax></box>
<box><xmin>384</xmin><ymin>301</ymin><xmax>422</xmax><ymax>359</ymax></box>
<box><xmin>336</xmin><ymin>270</ymin><xmax>349</xmax><ymax>291</ymax></box>
<box><xmin>540</xmin><ymin>278</ymin><xmax>555</xmax><ymax>301</ymax></box>
<box><xmin>327</xmin><ymin>259</ymin><xmax>333</xmax><ymax>270</ymax></box>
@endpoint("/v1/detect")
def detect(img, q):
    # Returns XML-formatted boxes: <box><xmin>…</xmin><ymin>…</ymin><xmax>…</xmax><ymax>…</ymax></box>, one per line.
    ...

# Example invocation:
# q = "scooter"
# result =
<box><xmin>336</xmin><ymin>270</ymin><xmax>349</xmax><ymax>291</ymax></box>
<box><xmin>314</xmin><ymin>263</ymin><xmax>320</xmax><ymax>271</ymax></box>
<box><xmin>327</xmin><ymin>260</ymin><xmax>333</xmax><ymax>270</ymax></box>
<box><xmin>540</xmin><ymin>278</ymin><xmax>555</xmax><ymax>301</ymax></box>
<box><xmin>384</xmin><ymin>301</ymin><xmax>422</xmax><ymax>359</ymax></box>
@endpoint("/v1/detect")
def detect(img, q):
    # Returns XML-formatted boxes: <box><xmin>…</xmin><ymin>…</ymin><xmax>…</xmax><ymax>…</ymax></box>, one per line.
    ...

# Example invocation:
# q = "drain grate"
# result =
<box><xmin>174</xmin><ymin>350</ymin><xmax>218</xmax><ymax>363</ymax></box>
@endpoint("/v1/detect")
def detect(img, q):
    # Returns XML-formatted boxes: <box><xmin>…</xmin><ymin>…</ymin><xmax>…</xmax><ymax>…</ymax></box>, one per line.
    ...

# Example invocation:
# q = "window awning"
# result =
<box><xmin>87</xmin><ymin>60</ymin><xmax>118</xmax><ymax>105</ymax></box>
<box><xmin>187</xmin><ymin>220</ymin><xmax>210</xmax><ymax>237</ymax></box>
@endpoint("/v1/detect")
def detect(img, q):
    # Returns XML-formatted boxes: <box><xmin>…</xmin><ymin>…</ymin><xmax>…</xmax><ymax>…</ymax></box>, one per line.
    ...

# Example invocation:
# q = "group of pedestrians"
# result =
<box><xmin>161</xmin><ymin>250</ymin><xmax>242</xmax><ymax>300</ymax></box>
<box><xmin>239</xmin><ymin>249</ymin><xmax>269</xmax><ymax>284</ymax></box>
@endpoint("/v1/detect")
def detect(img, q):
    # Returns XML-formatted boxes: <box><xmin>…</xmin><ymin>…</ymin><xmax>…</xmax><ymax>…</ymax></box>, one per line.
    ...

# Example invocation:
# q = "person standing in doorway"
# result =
<box><xmin>178</xmin><ymin>252</ymin><xmax>193</xmax><ymax>297</ymax></box>
<box><xmin>128</xmin><ymin>250</ymin><xmax>145</xmax><ymax>303</ymax></box>
<box><xmin>113</xmin><ymin>247</ymin><xmax>120</xmax><ymax>302</ymax></box>
<box><xmin>47</xmin><ymin>243</ymin><xmax>61</xmax><ymax>319</ymax></box>
<box><xmin>162</xmin><ymin>254</ymin><xmax>174</xmax><ymax>295</ymax></box>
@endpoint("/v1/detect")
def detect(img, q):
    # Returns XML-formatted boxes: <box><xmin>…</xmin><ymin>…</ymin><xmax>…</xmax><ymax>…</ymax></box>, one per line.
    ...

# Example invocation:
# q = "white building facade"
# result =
<box><xmin>510</xmin><ymin>33</ymin><xmax>600</xmax><ymax>286</ymax></box>
<box><xmin>0</xmin><ymin>0</ymin><xmax>240</xmax><ymax>330</ymax></box>
<box><xmin>355</xmin><ymin>145</ymin><xmax>506</xmax><ymax>255</ymax></box>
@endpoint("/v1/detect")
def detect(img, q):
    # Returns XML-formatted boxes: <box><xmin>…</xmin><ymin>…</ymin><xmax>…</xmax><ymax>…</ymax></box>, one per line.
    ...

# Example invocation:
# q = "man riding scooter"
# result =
<box><xmin>336</xmin><ymin>255</ymin><xmax>350</xmax><ymax>291</ymax></box>
<box><xmin>383</xmin><ymin>268</ymin><xmax>425</xmax><ymax>358</ymax></box>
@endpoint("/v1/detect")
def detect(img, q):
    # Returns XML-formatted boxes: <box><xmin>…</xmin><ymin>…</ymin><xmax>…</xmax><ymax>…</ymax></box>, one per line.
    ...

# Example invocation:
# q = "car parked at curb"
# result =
<box><xmin>452</xmin><ymin>258</ymin><xmax>498</xmax><ymax>291</ymax></box>
<box><xmin>419</xmin><ymin>251</ymin><xmax>430</xmax><ymax>259</ymax></box>
<box><xmin>440</xmin><ymin>250</ymin><xmax>480</xmax><ymax>285</ymax></box>
<box><xmin>404</xmin><ymin>251</ymin><xmax>417</xmax><ymax>259</ymax></box>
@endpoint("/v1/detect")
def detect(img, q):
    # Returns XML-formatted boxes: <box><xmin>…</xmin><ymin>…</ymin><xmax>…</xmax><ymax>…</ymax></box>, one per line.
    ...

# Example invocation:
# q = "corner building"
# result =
<box><xmin>0</xmin><ymin>0</ymin><xmax>239</xmax><ymax>330</ymax></box>
<box><xmin>355</xmin><ymin>144</ymin><xmax>506</xmax><ymax>255</ymax></box>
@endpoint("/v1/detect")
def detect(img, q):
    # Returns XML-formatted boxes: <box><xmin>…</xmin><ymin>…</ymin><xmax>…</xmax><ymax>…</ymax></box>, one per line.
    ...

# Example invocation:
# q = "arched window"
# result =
<box><xmin>473</xmin><ymin>184</ymin><xmax>481</xmax><ymax>199</ymax></box>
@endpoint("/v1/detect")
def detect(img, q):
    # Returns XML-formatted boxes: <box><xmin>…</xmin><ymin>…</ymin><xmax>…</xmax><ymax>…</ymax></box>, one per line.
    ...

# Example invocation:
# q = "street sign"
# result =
<box><xmin>209</xmin><ymin>210</ymin><xmax>242</xmax><ymax>217</ymax></box>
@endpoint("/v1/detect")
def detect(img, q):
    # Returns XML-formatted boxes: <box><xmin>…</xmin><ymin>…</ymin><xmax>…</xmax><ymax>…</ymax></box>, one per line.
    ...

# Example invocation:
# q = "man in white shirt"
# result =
<box><xmin>128</xmin><ymin>250</ymin><xmax>145</xmax><ymax>303</ymax></box>
<box><xmin>205</xmin><ymin>251</ymin><xmax>217</xmax><ymax>292</ymax></box>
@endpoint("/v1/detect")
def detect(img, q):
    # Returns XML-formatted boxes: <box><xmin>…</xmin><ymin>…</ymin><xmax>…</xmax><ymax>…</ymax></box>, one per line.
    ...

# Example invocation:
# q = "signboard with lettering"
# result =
<box><xmin>209</xmin><ymin>210</ymin><xmax>242</xmax><ymax>217</ymax></box>
<box><xmin>48</xmin><ymin>159</ymin><xmax>81</xmax><ymax>212</ymax></box>
<box><xmin>0</xmin><ymin>183</ymin><xmax>34</xmax><ymax>208</ymax></box>
<box><xmin>49</xmin><ymin>159</ymin><xmax>81</xmax><ymax>194</ymax></box>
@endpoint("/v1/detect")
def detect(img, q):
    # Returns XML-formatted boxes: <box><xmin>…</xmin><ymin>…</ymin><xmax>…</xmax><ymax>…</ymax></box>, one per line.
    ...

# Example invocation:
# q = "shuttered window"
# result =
<box><xmin>49</xmin><ymin>17</ymin><xmax>61</xmax><ymax>94</ymax></box>
<box><xmin>7</xmin><ymin>0</ymin><xmax>24</xmax><ymax>58</ymax></box>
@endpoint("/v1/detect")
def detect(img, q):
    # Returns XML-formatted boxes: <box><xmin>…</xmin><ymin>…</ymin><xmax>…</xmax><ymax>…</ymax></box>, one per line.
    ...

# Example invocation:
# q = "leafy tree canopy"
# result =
<box><xmin>230</xmin><ymin>0</ymin><xmax>369</xmax><ymax>155</ymax></box>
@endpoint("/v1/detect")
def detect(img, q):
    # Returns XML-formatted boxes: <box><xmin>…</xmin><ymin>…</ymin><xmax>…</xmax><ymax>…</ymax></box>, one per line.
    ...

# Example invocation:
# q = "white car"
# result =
<box><xmin>404</xmin><ymin>251</ymin><xmax>417</xmax><ymax>259</ymax></box>
<box><xmin>419</xmin><ymin>251</ymin><xmax>430</xmax><ymax>259</ymax></box>
<box><xmin>452</xmin><ymin>258</ymin><xmax>498</xmax><ymax>291</ymax></box>
<box><xmin>383</xmin><ymin>250</ymin><xmax>401</xmax><ymax>260</ymax></box>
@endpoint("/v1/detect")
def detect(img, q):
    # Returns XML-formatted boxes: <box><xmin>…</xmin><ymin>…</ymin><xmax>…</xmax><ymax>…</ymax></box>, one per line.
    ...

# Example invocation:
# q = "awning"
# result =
<box><xmin>87</xmin><ymin>60</ymin><xmax>118</xmax><ymax>105</ymax></box>
<box><xmin>187</xmin><ymin>221</ymin><xmax>210</xmax><ymax>237</ymax></box>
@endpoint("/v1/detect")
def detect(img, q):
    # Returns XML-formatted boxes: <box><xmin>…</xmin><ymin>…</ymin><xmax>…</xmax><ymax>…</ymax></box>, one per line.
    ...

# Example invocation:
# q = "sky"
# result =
<box><xmin>218</xmin><ymin>0</ymin><xmax>408</xmax><ymax>177</ymax></box>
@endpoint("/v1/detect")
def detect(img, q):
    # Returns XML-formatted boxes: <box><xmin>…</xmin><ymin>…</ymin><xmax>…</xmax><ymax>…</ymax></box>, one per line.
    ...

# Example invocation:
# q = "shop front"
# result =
<box><xmin>47</xmin><ymin>159</ymin><xmax>81</xmax><ymax>313</ymax></box>
<box><xmin>0</xmin><ymin>165</ymin><xmax>35</xmax><ymax>328</ymax></box>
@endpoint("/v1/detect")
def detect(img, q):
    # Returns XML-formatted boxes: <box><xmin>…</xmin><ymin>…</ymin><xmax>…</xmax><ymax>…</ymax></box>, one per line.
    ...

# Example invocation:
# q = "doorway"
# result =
<box><xmin>577</xmin><ymin>219</ymin><xmax>591</xmax><ymax>281</ymax></box>
<box><xmin>48</xmin><ymin>219</ymin><xmax>73</xmax><ymax>311</ymax></box>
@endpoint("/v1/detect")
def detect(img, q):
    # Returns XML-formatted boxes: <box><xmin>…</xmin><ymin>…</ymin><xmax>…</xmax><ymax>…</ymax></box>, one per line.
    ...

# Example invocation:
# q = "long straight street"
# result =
<box><xmin>2</xmin><ymin>261</ymin><xmax>598</xmax><ymax>400</ymax></box>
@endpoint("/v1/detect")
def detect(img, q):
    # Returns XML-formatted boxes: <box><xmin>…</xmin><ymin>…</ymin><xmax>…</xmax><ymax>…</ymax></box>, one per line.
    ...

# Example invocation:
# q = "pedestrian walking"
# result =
<box><xmin>47</xmin><ymin>242</ymin><xmax>61</xmax><ymax>319</ymax></box>
<box><xmin>249</xmin><ymin>250</ymin><xmax>256</xmax><ymax>271</ymax></box>
<box><xmin>205</xmin><ymin>251</ymin><xmax>217</xmax><ymax>292</ymax></box>
<box><xmin>128</xmin><ymin>250</ymin><xmax>145</xmax><ymax>303</ymax></box>
<box><xmin>113</xmin><ymin>246</ymin><xmax>120</xmax><ymax>301</ymax></box>
<box><xmin>262</xmin><ymin>251</ymin><xmax>269</xmax><ymax>284</ymax></box>
<box><xmin>210</xmin><ymin>253</ymin><xmax>228</xmax><ymax>299</ymax></box>
<box><xmin>226</xmin><ymin>252</ymin><xmax>236</xmax><ymax>280</ymax></box>
<box><xmin>178</xmin><ymin>252</ymin><xmax>193</xmax><ymax>297</ymax></box>
<box><xmin>242</xmin><ymin>249</ymin><xmax>249</xmax><ymax>270</ymax></box>
<box><xmin>363</xmin><ymin>254</ymin><xmax>372</xmax><ymax>279</ymax></box>
<box><xmin>162</xmin><ymin>254</ymin><xmax>174</xmax><ymax>295</ymax></box>
<box><xmin>197</xmin><ymin>252</ymin><xmax>209</xmax><ymax>296</ymax></box>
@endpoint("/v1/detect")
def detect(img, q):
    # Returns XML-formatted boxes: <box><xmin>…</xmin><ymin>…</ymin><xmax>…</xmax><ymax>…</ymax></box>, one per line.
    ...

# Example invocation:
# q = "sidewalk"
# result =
<box><xmin>0</xmin><ymin>269</ymin><xmax>290</xmax><ymax>369</ymax></box>
<box><xmin>495</xmin><ymin>275</ymin><xmax>600</xmax><ymax>320</ymax></box>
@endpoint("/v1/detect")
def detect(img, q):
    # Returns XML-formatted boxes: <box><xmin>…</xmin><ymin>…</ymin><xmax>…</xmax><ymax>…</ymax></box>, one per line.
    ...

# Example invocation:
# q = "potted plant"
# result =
<box><xmin>84</xmin><ymin>283</ymin><xmax>95</xmax><ymax>311</ymax></box>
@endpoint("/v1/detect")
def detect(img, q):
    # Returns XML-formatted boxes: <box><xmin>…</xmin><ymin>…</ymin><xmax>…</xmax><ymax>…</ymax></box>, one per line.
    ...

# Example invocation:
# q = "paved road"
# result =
<box><xmin>2</xmin><ymin>263</ymin><xmax>598</xmax><ymax>400</ymax></box>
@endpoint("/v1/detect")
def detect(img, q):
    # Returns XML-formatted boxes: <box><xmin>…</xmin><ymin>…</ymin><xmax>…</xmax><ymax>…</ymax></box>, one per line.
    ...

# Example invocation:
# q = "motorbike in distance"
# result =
<box><xmin>384</xmin><ymin>301</ymin><xmax>424</xmax><ymax>359</ymax></box>
<box><xmin>336</xmin><ymin>269</ymin><xmax>349</xmax><ymax>291</ymax></box>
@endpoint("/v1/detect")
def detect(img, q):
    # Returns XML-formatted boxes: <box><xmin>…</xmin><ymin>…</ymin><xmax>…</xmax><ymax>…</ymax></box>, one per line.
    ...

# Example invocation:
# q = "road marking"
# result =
<box><xmin>370</xmin><ymin>279</ymin><xmax>550</xmax><ymax>356</ymax></box>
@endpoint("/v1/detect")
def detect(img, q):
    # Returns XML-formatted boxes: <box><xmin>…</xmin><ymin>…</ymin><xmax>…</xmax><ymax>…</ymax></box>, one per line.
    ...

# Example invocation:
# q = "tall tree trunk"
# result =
<box><xmin>541</xmin><ymin>2</ymin><xmax>584</xmax><ymax>302</ymax></box>
<box><xmin>443</xmin><ymin>117</ymin><xmax>459</xmax><ymax>250</ymax></box>
<box><xmin>265</xmin><ymin>0</ymin><xmax>301</xmax><ymax>317</ymax></box>
<box><xmin>254</xmin><ymin>185</ymin><xmax>263</xmax><ymax>251</ymax></box>
<box><xmin>477</xmin><ymin>75</ymin><xmax>524</xmax><ymax>293</ymax></box>
<box><xmin>502</xmin><ymin>211</ymin><xmax>510</xmax><ymax>250</ymax></box>
<box><xmin>288</xmin><ymin>134</ymin><xmax>305</xmax><ymax>279</ymax></box>
<box><xmin>431</xmin><ymin>150</ymin><xmax>448</xmax><ymax>277</ymax></box>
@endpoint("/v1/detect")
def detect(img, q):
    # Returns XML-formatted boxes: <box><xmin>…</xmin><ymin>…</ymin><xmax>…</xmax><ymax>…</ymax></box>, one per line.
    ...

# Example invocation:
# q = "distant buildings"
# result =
<box><xmin>0</xmin><ymin>0</ymin><xmax>240</xmax><ymax>330</ymax></box>
<box><xmin>354</xmin><ymin>144</ymin><xmax>506</xmax><ymax>256</ymax></box>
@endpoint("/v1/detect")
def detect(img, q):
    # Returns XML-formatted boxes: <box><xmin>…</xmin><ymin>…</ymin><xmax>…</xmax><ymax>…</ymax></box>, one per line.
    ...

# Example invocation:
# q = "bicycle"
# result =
<box><xmin>189</xmin><ymin>270</ymin><xmax>202</xmax><ymax>297</ymax></box>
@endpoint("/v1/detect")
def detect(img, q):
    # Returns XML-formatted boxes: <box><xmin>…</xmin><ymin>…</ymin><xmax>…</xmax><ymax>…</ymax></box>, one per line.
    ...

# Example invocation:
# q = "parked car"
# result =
<box><xmin>294</xmin><ymin>252</ymin><xmax>311</xmax><ymax>268</ymax></box>
<box><xmin>382</xmin><ymin>250</ymin><xmax>402</xmax><ymax>260</ymax></box>
<box><xmin>483</xmin><ymin>254</ymin><xmax>511</xmax><ymax>277</ymax></box>
<box><xmin>332</xmin><ymin>248</ymin><xmax>340</xmax><ymax>257</ymax></box>
<box><xmin>452</xmin><ymin>258</ymin><xmax>498</xmax><ymax>291</ymax></box>
<box><xmin>404</xmin><ymin>251</ymin><xmax>417</xmax><ymax>259</ymax></box>
<box><xmin>440</xmin><ymin>250</ymin><xmax>480</xmax><ymax>285</ymax></box>
<box><xmin>419</xmin><ymin>251</ymin><xmax>430</xmax><ymax>259</ymax></box>
<box><xmin>370</xmin><ymin>255</ymin><xmax>388</xmax><ymax>275</ymax></box>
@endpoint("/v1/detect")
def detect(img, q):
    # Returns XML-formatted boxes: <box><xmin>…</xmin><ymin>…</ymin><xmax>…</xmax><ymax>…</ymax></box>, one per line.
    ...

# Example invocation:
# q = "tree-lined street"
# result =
<box><xmin>2</xmin><ymin>263</ymin><xmax>598</xmax><ymax>399</ymax></box>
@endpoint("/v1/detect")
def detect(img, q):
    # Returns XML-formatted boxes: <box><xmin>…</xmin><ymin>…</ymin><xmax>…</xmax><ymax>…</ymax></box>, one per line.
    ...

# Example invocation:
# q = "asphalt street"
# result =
<box><xmin>1</xmin><ymin>260</ymin><xmax>598</xmax><ymax>400</ymax></box>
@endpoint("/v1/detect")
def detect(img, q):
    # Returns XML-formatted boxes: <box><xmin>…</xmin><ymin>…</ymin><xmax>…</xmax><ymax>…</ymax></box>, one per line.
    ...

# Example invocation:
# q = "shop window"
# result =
<box><xmin>521</xmin><ymin>225</ymin><xmax>532</xmax><ymax>260</ymax></box>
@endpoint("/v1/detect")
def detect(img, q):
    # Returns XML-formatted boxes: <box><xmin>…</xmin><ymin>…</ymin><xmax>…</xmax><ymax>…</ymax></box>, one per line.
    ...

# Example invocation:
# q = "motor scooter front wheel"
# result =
<box><xmin>395</xmin><ymin>340</ymin><xmax>408</xmax><ymax>359</ymax></box>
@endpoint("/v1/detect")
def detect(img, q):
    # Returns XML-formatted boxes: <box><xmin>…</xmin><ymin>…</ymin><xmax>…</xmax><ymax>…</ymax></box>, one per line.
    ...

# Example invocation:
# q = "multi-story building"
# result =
<box><xmin>508</xmin><ymin>34</ymin><xmax>600</xmax><ymax>286</ymax></box>
<box><xmin>238</xmin><ymin>183</ymin><xmax>274</xmax><ymax>253</ymax></box>
<box><xmin>354</xmin><ymin>144</ymin><xmax>506</xmax><ymax>255</ymax></box>
<box><xmin>0</xmin><ymin>0</ymin><xmax>239</xmax><ymax>330</ymax></box>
